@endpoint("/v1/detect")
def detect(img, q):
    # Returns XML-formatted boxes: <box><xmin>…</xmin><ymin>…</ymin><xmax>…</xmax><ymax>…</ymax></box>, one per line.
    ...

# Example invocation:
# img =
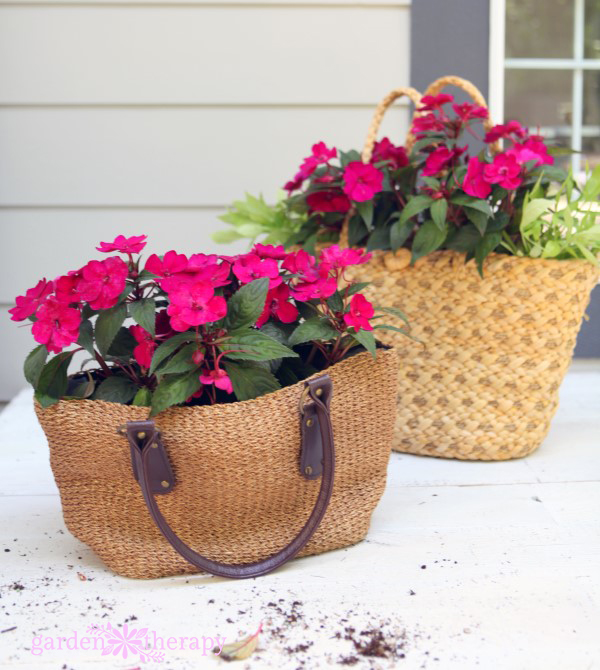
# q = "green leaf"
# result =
<box><xmin>582</xmin><ymin>164</ymin><xmax>600</xmax><ymax>201</ymax></box>
<box><xmin>129</xmin><ymin>298</ymin><xmax>156</xmax><ymax>337</ymax></box>
<box><xmin>464</xmin><ymin>207</ymin><xmax>489</xmax><ymax>236</ymax></box>
<box><xmin>430</xmin><ymin>198</ymin><xmax>448</xmax><ymax>231</ymax></box>
<box><xmin>149</xmin><ymin>332</ymin><xmax>195</xmax><ymax>374</ymax></box>
<box><xmin>348</xmin><ymin>215</ymin><xmax>368</xmax><ymax>247</ymax></box>
<box><xmin>356</xmin><ymin>200</ymin><xmax>374</xmax><ymax>230</ymax></box>
<box><xmin>450</xmin><ymin>193</ymin><xmax>493</xmax><ymax>217</ymax></box>
<box><xmin>390</xmin><ymin>219</ymin><xmax>414</xmax><ymax>251</ymax></box>
<box><xmin>107</xmin><ymin>326</ymin><xmax>137</xmax><ymax>360</ymax></box>
<box><xmin>95</xmin><ymin>303</ymin><xmax>127</xmax><ymax>356</ymax></box>
<box><xmin>520</xmin><ymin>197</ymin><xmax>553</xmax><ymax>229</ymax></box>
<box><xmin>475</xmin><ymin>232</ymin><xmax>502</xmax><ymax>277</ymax></box>
<box><xmin>93</xmin><ymin>375</ymin><xmax>137</xmax><ymax>404</ymax></box>
<box><xmin>378</xmin><ymin>306</ymin><xmax>410</xmax><ymax>327</ymax></box>
<box><xmin>223</xmin><ymin>361</ymin><xmax>281</xmax><ymax>402</ymax></box>
<box><xmin>224</xmin><ymin>278</ymin><xmax>269</xmax><ymax>331</ymax></box>
<box><xmin>222</xmin><ymin>331</ymin><xmax>298</xmax><ymax>362</ymax></box>
<box><xmin>150</xmin><ymin>369</ymin><xmax>202</xmax><ymax>417</ymax></box>
<box><xmin>77</xmin><ymin>319</ymin><xmax>95</xmax><ymax>356</ymax></box>
<box><xmin>156</xmin><ymin>343</ymin><xmax>198</xmax><ymax>376</ymax></box>
<box><xmin>132</xmin><ymin>387</ymin><xmax>153</xmax><ymax>407</ymax></box>
<box><xmin>258</xmin><ymin>320</ymin><xmax>294</xmax><ymax>345</ymax></box>
<box><xmin>541</xmin><ymin>240</ymin><xmax>564</xmax><ymax>258</ymax></box>
<box><xmin>24</xmin><ymin>345</ymin><xmax>48</xmax><ymax>387</ymax></box>
<box><xmin>351</xmin><ymin>329</ymin><xmax>377</xmax><ymax>358</ymax></box>
<box><xmin>445</xmin><ymin>224</ymin><xmax>481</xmax><ymax>252</ymax></box>
<box><xmin>373</xmin><ymin>323</ymin><xmax>422</xmax><ymax>343</ymax></box>
<box><xmin>411</xmin><ymin>220</ymin><xmax>448</xmax><ymax>263</ymax></box>
<box><xmin>288</xmin><ymin>318</ymin><xmax>338</xmax><ymax>347</ymax></box>
<box><xmin>36</xmin><ymin>351</ymin><xmax>75</xmax><ymax>402</ymax></box>
<box><xmin>398</xmin><ymin>195</ymin><xmax>434</xmax><ymax>225</ymax></box>
<box><xmin>212</xmin><ymin>229</ymin><xmax>244</xmax><ymax>244</ymax></box>
<box><xmin>366</xmin><ymin>225</ymin><xmax>391</xmax><ymax>251</ymax></box>
<box><xmin>35</xmin><ymin>390</ymin><xmax>60</xmax><ymax>409</ymax></box>
<box><xmin>347</xmin><ymin>282</ymin><xmax>371</xmax><ymax>297</ymax></box>
<box><xmin>326</xmin><ymin>291</ymin><xmax>344</xmax><ymax>313</ymax></box>
<box><xmin>67</xmin><ymin>375</ymin><xmax>95</xmax><ymax>399</ymax></box>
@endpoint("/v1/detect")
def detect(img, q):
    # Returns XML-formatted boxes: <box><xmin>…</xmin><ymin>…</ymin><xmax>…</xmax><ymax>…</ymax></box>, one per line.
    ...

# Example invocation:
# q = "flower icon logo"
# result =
<box><xmin>100</xmin><ymin>623</ymin><xmax>148</xmax><ymax>659</ymax></box>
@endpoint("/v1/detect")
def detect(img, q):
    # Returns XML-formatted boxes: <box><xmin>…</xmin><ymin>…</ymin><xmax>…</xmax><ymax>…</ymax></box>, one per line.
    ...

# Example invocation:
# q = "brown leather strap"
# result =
<box><xmin>122</xmin><ymin>376</ymin><xmax>335</xmax><ymax>579</ymax></box>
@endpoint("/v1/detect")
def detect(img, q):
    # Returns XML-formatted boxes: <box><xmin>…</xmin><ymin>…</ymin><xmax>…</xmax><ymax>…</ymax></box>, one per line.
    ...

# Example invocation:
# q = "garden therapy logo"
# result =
<box><xmin>30</xmin><ymin>622</ymin><xmax>227</xmax><ymax>662</ymax></box>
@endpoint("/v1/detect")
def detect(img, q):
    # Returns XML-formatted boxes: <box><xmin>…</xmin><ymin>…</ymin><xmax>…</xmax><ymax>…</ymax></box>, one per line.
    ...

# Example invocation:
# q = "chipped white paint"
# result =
<box><xmin>0</xmin><ymin>362</ymin><xmax>598</xmax><ymax>668</ymax></box>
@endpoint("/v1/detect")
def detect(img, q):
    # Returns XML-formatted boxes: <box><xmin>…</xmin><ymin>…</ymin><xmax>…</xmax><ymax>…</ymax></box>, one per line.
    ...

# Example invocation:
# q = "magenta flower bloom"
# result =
<box><xmin>418</xmin><ymin>93</ymin><xmax>454</xmax><ymax>111</ymax></box>
<box><xmin>483</xmin><ymin>153</ymin><xmax>523</xmax><ymax>190</ymax></box>
<box><xmin>78</xmin><ymin>257</ymin><xmax>129</xmax><ymax>310</ymax></box>
<box><xmin>306</xmin><ymin>190</ymin><xmax>352</xmax><ymax>213</ymax></box>
<box><xmin>53</xmin><ymin>273</ymin><xmax>82</xmax><ymax>305</ymax></box>
<box><xmin>411</xmin><ymin>113</ymin><xmax>446</xmax><ymax>137</ymax></box>
<box><xmin>319</xmin><ymin>245</ymin><xmax>372</xmax><ymax>270</ymax></box>
<box><xmin>284</xmin><ymin>171</ymin><xmax>305</xmax><ymax>193</ymax></box>
<box><xmin>507</xmin><ymin>139</ymin><xmax>554</xmax><ymax>167</ymax></box>
<box><xmin>462</xmin><ymin>156</ymin><xmax>492</xmax><ymax>199</ymax></box>
<box><xmin>252</xmin><ymin>243</ymin><xmax>288</xmax><ymax>260</ymax></box>
<box><xmin>129</xmin><ymin>324</ymin><xmax>156</xmax><ymax>369</ymax></box>
<box><xmin>31</xmin><ymin>296</ymin><xmax>81</xmax><ymax>354</ymax></box>
<box><xmin>484</xmin><ymin>120</ymin><xmax>527</xmax><ymax>143</ymax></box>
<box><xmin>297</xmin><ymin>141</ymin><xmax>338</xmax><ymax>179</ymax></box>
<box><xmin>282</xmin><ymin>250</ymin><xmax>318</xmax><ymax>283</ymax></box>
<box><xmin>452</xmin><ymin>102</ymin><xmax>488</xmax><ymax>122</ymax></box>
<box><xmin>167</xmin><ymin>281</ymin><xmax>227</xmax><ymax>331</ymax></box>
<box><xmin>96</xmin><ymin>234</ymin><xmax>147</xmax><ymax>255</ymax></box>
<box><xmin>145</xmin><ymin>251</ymin><xmax>188</xmax><ymax>279</ymax></box>
<box><xmin>199</xmin><ymin>368</ymin><xmax>233</xmax><ymax>394</ymax></box>
<box><xmin>422</xmin><ymin>146</ymin><xmax>466</xmax><ymax>177</ymax></box>
<box><xmin>256</xmin><ymin>284</ymin><xmax>299</xmax><ymax>328</ymax></box>
<box><xmin>371</xmin><ymin>138</ymin><xmax>409</xmax><ymax>170</ymax></box>
<box><xmin>343</xmin><ymin>162</ymin><xmax>384</xmax><ymax>202</ymax></box>
<box><xmin>232</xmin><ymin>254</ymin><xmax>281</xmax><ymax>288</ymax></box>
<box><xmin>343</xmin><ymin>294</ymin><xmax>375</xmax><ymax>332</ymax></box>
<box><xmin>292</xmin><ymin>265</ymin><xmax>337</xmax><ymax>302</ymax></box>
<box><xmin>9</xmin><ymin>278</ymin><xmax>54</xmax><ymax>321</ymax></box>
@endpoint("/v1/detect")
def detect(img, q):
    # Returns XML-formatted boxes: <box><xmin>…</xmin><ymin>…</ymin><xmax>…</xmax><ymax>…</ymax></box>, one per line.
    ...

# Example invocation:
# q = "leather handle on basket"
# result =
<box><xmin>122</xmin><ymin>376</ymin><xmax>335</xmax><ymax>579</ymax></box>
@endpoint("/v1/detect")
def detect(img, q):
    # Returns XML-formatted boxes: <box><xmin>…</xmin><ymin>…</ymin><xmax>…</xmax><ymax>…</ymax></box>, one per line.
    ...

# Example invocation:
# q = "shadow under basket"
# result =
<box><xmin>347</xmin><ymin>251</ymin><xmax>599</xmax><ymax>461</ymax></box>
<box><xmin>35</xmin><ymin>348</ymin><xmax>398</xmax><ymax>579</ymax></box>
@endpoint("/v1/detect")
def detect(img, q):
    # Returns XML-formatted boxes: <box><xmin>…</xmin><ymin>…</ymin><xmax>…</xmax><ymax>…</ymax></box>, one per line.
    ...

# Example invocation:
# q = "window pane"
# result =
<box><xmin>505</xmin><ymin>70</ymin><xmax>572</xmax><ymax>166</ymax></box>
<box><xmin>583</xmin><ymin>71</ymin><xmax>600</xmax><ymax>168</ymax></box>
<box><xmin>585</xmin><ymin>0</ymin><xmax>600</xmax><ymax>58</ymax></box>
<box><xmin>506</xmin><ymin>0</ymin><xmax>574</xmax><ymax>58</ymax></box>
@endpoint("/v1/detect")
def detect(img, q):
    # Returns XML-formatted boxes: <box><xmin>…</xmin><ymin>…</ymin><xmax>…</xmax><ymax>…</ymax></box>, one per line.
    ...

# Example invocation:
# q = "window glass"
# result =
<box><xmin>583</xmin><ymin>71</ymin><xmax>600</xmax><ymax>168</ymax></box>
<box><xmin>506</xmin><ymin>0</ymin><xmax>574</xmax><ymax>58</ymax></box>
<box><xmin>585</xmin><ymin>0</ymin><xmax>600</xmax><ymax>58</ymax></box>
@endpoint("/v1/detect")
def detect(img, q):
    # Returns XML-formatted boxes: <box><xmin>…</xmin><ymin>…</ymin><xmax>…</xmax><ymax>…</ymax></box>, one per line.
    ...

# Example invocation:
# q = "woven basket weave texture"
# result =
<box><xmin>35</xmin><ymin>349</ymin><xmax>398</xmax><ymax>578</ymax></box>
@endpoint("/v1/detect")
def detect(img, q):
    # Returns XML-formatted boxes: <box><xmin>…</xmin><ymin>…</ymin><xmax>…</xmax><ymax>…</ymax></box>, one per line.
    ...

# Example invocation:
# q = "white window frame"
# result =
<box><xmin>489</xmin><ymin>0</ymin><xmax>600</xmax><ymax>175</ymax></box>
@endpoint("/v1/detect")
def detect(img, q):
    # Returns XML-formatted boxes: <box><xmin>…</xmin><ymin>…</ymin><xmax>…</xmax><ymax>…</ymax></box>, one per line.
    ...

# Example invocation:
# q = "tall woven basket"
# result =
<box><xmin>35</xmin><ymin>349</ymin><xmax>398</xmax><ymax>579</ymax></box>
<box><xmin>344</xmin><ymin>76</ymin><xmax>599</xmax><ymax>460</ymax></box>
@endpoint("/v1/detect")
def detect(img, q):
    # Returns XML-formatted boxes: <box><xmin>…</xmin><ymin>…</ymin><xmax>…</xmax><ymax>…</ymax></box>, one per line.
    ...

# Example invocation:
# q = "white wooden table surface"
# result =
<box><xmin>0</xmin><ymin>363</ymin><xmax>599</xmax><ymax>670</ymax></box>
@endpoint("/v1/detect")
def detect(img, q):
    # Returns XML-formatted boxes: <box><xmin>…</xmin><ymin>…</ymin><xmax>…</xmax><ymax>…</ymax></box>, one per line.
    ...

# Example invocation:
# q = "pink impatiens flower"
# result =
<box><xmin>252</xmin><ymin>243</ymin><xmax>288</xmax><ymax>260</ymax></box>
<box><xmin>343</xmin><ymin>162</ymin><xmax>384</xmax><ymax>202</ymax></box>
<box><xmin>78</xmin><ymin>257</ymin><xmax>129</xmax><ymax>310</ymax></box>
<box><xmin>282</xmin><ymin>250</ymin><xmax>318</xmax><ymax>283</ymax></box>
<box><xmin>371</xmin><ymin>138</ymin><xmax>409</xmax><ymax>170</ymax></box>
<box><xmin>298</xmin><ymin>141</ymin><xmax>338</xmax><ymax>179</ymax></box>
<box><xmin>418</xmin><ymin>93</ymin><xmax>454</xmax><ymax>111</ymax></box>
<box><xmin>343</xmin><ymin>294</ymin><xmax>375</xmax><ymax>332</ymax></box>
<box><xmin>9</xmin><ymin>278</ymin><xmax>54</xmax><ymax>321</ymax></box>
<box><xmin>422</xmin><ymin>146</ymin><xmax>466</xmax><ymax>177</ymax></box>
<box><xmin>319</xmin><ymin>245</ymin><xmax>372</xmax><ymax>270</ymax></box>
<box><xmin>145</xmin><ymin>251</ymin><xmax>188</xmax><ymax>280</ymax></box>
<box><xmin>167</xmin><ymin>281</ymin><xmax>227</xmax><ymax>331</ymax></box>
<box><xmin>96</xmin><ymin>234</ymin><xmax>147</xmax><ymax>254</ymax></box>
<box><xmin>31</xmin><ymin>296</ymin><xmax>81</xmax><ymax>354</ymax></box>
<box><xmin>306</xmin><ymin>190</ymin><xmax>352</xmax><ymax>213</ymax></box>
<box><xmin>284</xmin><ymin>171</ymin><xmax>305</xmax><ymax>193</ymax></box>
<box><xmin>411</xmin><ymin>113</ymin><xmax>446</xmax><ymax>136</ymax></box>
<box><xmin>54</xmin><ymin>273</ymin><xmax>82</xmax><ymax>305</ymax></box>
<box><xmin>291</xmin><ymin>265</ymin><xmax>337</xmax><ymax>302</ymax></box>
<box><xmin>199</xmin><ymin>368</ymin><xmax>233</xmax><ymax>394</ymax></box>
<box><xmin>256</xmin><ymin>284</ymin><xmax>299</xmax><ymax>328</ymax></box>
<box><xmin>232</xmin><ymin>254</ymin><xmax>281</xmax><ymax>288</ymax></box>
<box><xmin>507</xmin><ymin>138</ymin><xmax>554</xmax><ymax>167</ymax></box>
<box><xmin>463</xmin><ymin>156</ymin><xmax>492</xmax><ymax>199</ymax></box>
<box><xmin>484</xmin><ymin>120</ymin><xmax>527</xmax><ymax>143</ymax></box>
<box><xmin>452</xmin><ymin>102</ymin><xmax>488</xmax><ymax>122</ymax></box>
<box><xmin>129</xmin><ymin>325</ymin><xmax>156</xmax><ymax>369</ymax></box>
<box><xmin>483</xmin><ymin>153</ymin><xmax>523</xmax><ymax>190</ymax></box>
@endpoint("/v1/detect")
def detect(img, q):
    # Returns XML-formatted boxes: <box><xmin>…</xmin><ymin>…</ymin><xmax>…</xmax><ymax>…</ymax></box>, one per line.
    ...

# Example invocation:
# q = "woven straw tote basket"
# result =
<box><xmin>342</xmin><ymin>76</ymin><xmax>599</xmax><ymax>461</ymax></box>
<box><xmin>35</xmin><ymin>348</ymin><xmax>398</xmax><ymax>579</ymax></box>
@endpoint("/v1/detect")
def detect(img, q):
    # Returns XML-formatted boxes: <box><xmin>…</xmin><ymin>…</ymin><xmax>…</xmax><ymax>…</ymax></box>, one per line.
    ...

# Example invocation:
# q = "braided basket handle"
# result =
<box><xmin>123</xmin><ymin>376</ymin><xmax>335</xmax><ymax>579</ymax></box>
<box><xmin>340</xmin><ymin>76</ymin><xmax>498</xmax><ymax>248</ymax></box>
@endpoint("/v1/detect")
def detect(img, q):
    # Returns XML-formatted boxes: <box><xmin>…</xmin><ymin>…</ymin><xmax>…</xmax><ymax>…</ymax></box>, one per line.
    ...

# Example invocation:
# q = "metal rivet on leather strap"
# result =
<box><xmin>151</xmin><ymin>442</ymin><xmax>158</xmax><ymax>449</ymax></box>
<box><xmin>137</xmin><ymin>431</ymin><xmax>146</xmax><ymax>440</ymax></box>
<box><xmin>304</xmin><ymin>465</ymin><xmax>313</xmax><ymax>476</ymax></box>
<box><xmin>315</xmin><ymin>388</ymin><xmax>323</xmax><ymax>397</ymax></box>
<box><xmin>161</xmin><ymin>480</ymin><xmax>169</xmax><ymax>488</ymax></box>
<box><xmin>306</xmin><ymin>418</ymin><xmax>313</xmax><ymax>427</ymax></box>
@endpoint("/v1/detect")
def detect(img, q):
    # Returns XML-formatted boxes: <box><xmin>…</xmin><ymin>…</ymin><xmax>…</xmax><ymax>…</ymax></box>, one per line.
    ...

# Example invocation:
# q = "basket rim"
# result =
<box><xmin>36</xmin><ymin>347</ymin><xmax>398</xmax><ymax>417</ymax></box>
